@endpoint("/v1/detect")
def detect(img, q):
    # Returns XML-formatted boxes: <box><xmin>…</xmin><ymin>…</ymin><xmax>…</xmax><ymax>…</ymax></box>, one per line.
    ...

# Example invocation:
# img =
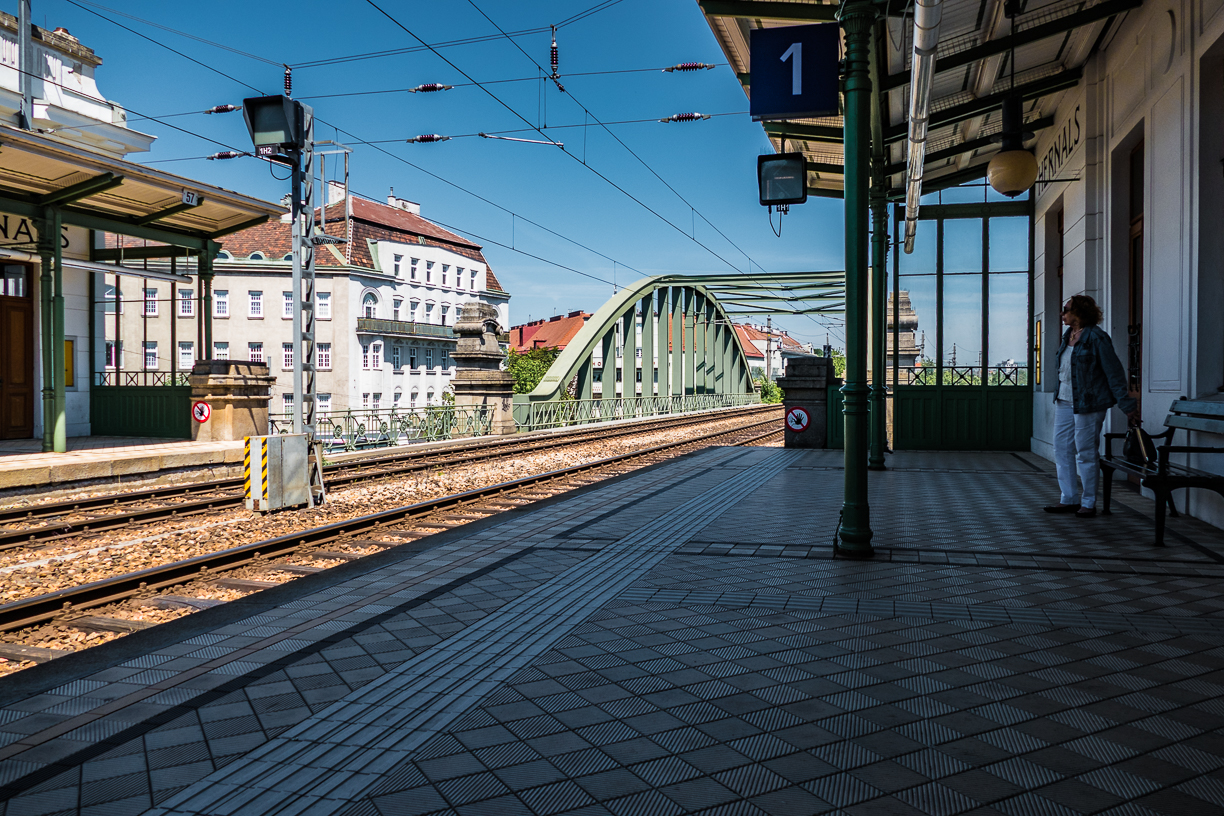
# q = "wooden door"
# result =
<box><xmin>0</xmin><ymin>265</ymin><xmax>34</xmax><ymax>439</ymax></box>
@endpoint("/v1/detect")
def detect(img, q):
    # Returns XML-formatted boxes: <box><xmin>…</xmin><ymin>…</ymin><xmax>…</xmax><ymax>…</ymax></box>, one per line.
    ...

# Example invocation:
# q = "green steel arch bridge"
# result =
<box><xmin>512</xmin><ymin>272</ymin><xmax>844</xmax><ymax>430</ymax></box>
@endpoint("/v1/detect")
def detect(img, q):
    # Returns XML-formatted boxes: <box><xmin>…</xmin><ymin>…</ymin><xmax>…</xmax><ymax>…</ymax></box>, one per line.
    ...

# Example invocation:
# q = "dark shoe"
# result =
<box><xmin>1075</xmin><ymin>507</ymin><xmax>1096</xmax><ymax>517</ymax></box>
<box><xmin>1044</xmin><ymin>504</ymin><xmax>1080</xmax><ymax>513</ymax></box>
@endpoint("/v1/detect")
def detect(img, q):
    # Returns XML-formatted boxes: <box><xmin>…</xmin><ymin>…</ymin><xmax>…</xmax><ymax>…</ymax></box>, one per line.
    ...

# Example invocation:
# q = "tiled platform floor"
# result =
<box><xmin>2</xmin><ymin>447</ymin><xmax>1224</xmax><ymax>815</ymax></box>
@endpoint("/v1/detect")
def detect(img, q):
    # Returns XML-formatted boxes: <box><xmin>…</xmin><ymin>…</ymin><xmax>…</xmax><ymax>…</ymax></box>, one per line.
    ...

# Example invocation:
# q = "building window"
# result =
<box><xmin>393</xmin><ymin>254</ymin><xmax>403</xmax><ymax>277</ymax></box>
<box><xmin>144</xmin><ymin>341</ymin><xmax>158</xmax><ymax>370</ymax></box>
<box><xmin>427</xmin><ymin>389</ymin><xmax>435</xmax><ymax>404</ymax></box>
<box><xmin>441</xmin><ymin>350</ymin><xmax>450</xmax><ymax>369</ymax></box>
<box><xmin>425</xmin><ymin>303</ymin><xmax>435</xmax><ymax>323</ymax></box>
<box><xmin>362</xmin><ymin>344</ymin><xmax>370</xmax><ymax>369</ymax></box>
<box><xmin>426</xmin><ymin>348</ymin><xmax>434</xmax><ymax>370</ymax></box>
<box><xmin>103</xmin><ymin>283</ymin><xmax>121</xmax><ymax>314</ymax></box>
<box><xmin>410</xmin><ymin>390</ymin><xmax>418</xmax><ymax>407</ymax></box>
<box><xmin>410</xmin><ymin>257</ymin><xmax>418</xmax><ymax>280</ymax></box>
<box><xmin>470</xmin><ymin>269</ymin><xmax>478</xmax><ymax>290</ymax></box>
<box><xmin>317</xmin><ymin>342</ymin><xmax>331</xmax><ymax>370</ymax></box>
<box><xmin>248</xmin><ymin>291</ymin><xmax>263</xmax><ymax>318</ymax></box>
<box><xmin>248</xmin><ymin>342</ymin><xmax>264</xmax><ymax>363</ymax></box>
<box><xmin>393</xmin><ymin>298</ymin><xmax>402</xmax><ymax>321</ymax></box>
<box><xmin>214</xmin><ymin>290</ymin><xmax>228</xmax><ymax>317</ymax></box>
<box><xmin>105</xmin><ymin>340</ymin><xmax>121</xmax><ymax>368</ymax></box>
<box><xmin>456</xmin><ymin>267</ymin><xmax>464</xmax><ymax>289</ymax></box>
<box><xmin>441</xmin><ymin>264</ymin><xmax>449</xmax><ymax>285</ymax></box>
<box><xmin>178</xmin><ymin>289</ymin><xmax>194</xmax><ymax>317</ymax></box>
<box><xmin>425</xmin><ymin>260</ymin><xmax>433</xmax><ymax>282</ymax></box>
<box><xmin>282</xmin><ymin>393</ymin><xmax>293</xmax><ymax>414</ymax></box>
<box><xmin>372</xmin><ymin>392</ymin><xmax>382</xmax><ymax>410</ymax></box>
<box><xmin>371</xmin><ymin>342</ymin><xmax>382</xmax><ymax>369</ymax></box>
<box><xmin>316</xmin><ymin>292</ymin><xmax>331</xmax><ymax>319</ymax></box>
<box><xmin>393</xmin><ymin>388</ymin><xmax>402</xmax><ymax>407</ymax></box>
<box><xmin>282</xmin><ymin>343</ymin><xmax>294</xmax><ymax>369</ymax></box>
<box><xmin>410</xmin><ymin>347</ymin><xmax>418</xmax><ymax>369</ymax></box>
<box><xmin>214</xmin><ymin>342</ymin><xmax>229</xmax><ymax>360</ymax></box>
<box><xmin>317</xmin><ymin>393</ymin><xmax>331</xmax><ymax>414</ymax></box>
<box><xmin>179</xmin><ymin>341</ymin><xmax>194</xmax><ymax>370</ymax></box>
<box><xmin>441</xmin><ymin>305</ymin><xmax>450</xmax><ymax>326</ymax></box>
<box><xmin>362</xmin><ymin>393</ymin><xmax>369</xmax><ymax>410</ymax></box>
<box><xmin>392</xmin><ymin>345</ymin><xmax>401</xmax><ymax>369</ymax></box>
<box><xmin>410</xmin><ymin>300</ymin><xmax>419</xmax><ymax>321</ymax></box>
<box><xmin>144</xmin><ymin>287</ymin><xmax>158</xmax><ymax>316</ymax></box>
<box><xmin>283</xmin><ymin>291</ymin><xmax>294</xmax><ymax>319</ymax></box>
<box><xmin>363</xmin><ymin>293</ymin><xmax>378</xmax><ymax>318</ymax></box>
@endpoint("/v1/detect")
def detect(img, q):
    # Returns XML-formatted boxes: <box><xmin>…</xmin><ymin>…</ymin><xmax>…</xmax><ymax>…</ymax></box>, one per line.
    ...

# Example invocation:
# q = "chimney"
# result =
<box><xmin>386</xmin><ymin>186</ymin><xmax>421</xmax><ymax>215</ymax></box>
<box><xmin>327</xmin><ymin>180</ymin><xmax>346</xmax><ymax>205</ymax></box>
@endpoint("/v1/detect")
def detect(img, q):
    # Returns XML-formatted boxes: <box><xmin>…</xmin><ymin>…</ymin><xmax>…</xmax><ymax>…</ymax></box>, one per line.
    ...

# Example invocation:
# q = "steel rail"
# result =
<box><xmin>0</xmin><ymin>406</ymin><xmax>776</xmax><ymax>546</ymax></box>
<box><xmin>0</xmin><ymin>419</ymin><xmax>783</xmax><ymax>634</ymax></box>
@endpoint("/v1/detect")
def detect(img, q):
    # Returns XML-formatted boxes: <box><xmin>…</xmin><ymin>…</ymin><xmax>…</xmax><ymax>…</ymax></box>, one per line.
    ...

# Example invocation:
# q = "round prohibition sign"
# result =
<box><xmin>786</xmin><ymin>406</ymin><xmax>810</xmax><ymax>432</ymax></box>
<box><xmin>192</xmin><ymin>401</ymin><xmax>212</xmax><ymax>423</ymax></box>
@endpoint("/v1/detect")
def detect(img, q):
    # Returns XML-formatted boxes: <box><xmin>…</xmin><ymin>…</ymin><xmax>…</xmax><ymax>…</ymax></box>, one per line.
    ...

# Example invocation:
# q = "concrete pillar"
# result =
<box><xmin>777</xmin><ymin>356</ymin><xmax>837</xmax><ymax>448</ymax></box>
<box><xmin>450</xmin><ymin>303</ymin><xmax>516</xmax><ymax>434</ymax></box>
<box><xmin>190</xmin><ymin>361</ymin><xmax>275</xmax><ymax>442</ymax></box>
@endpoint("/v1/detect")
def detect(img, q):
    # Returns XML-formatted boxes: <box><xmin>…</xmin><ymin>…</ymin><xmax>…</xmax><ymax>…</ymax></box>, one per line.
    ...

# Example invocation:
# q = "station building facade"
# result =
<box><xmin>1030</xmin><ymin>0</ymin><xmax>1224</xmax><ymax>528</ymax></box>
<box><xmin>114</xmin><ymin>193</ymin><xmax>511</xmax><ymax>416</ymax></box>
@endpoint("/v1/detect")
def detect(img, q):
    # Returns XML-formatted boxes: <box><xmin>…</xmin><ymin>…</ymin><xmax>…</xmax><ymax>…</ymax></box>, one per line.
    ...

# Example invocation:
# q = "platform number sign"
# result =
<box><xmin>749</xmin><ymin>24</ymin><xmax>840</xmax><ymax>121</ymax></box>
<box><xmin>192</xmin><ymin>401</ymin><xmax>212</xmax><ymax>423</ymax></box>
<box><xmin>786</xmin><ymin>406</ymin><xmax>810</xmax><ymax>432</ymax></box>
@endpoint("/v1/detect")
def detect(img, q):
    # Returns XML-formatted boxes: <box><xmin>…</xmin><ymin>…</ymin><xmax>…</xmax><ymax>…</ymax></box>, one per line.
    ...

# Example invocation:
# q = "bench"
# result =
<box><xmin>1101</xmin><ymin>397</ymin><xmax>1224</xmax><ymax>545</ymax></box>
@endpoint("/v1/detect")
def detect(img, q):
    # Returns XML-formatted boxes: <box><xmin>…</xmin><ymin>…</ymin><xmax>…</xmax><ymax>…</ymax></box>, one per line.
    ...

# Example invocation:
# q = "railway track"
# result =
<box><xmin>0</xmin><ymin>405</ymin><xmax>776</xmax><ymax>548</ymax></box>
<box><xmin>0</xmin><ymin>418</ymin><xmax>782</xmax><ymax>659</ymax></box>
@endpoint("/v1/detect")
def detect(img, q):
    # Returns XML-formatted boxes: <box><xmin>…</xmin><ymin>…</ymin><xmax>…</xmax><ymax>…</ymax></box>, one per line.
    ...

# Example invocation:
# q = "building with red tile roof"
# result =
<box><xmin>509</xmin><ymin>312</ymin><xmax>592</xmax><ymax>352</ymax></box>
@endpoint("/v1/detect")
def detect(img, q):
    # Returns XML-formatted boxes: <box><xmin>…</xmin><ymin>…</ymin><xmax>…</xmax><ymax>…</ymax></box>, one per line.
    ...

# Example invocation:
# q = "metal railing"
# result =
<box><xmin>513</xmin><ymin>393</ymin><xmax>760</xmax><ymax>432</ymax></box>
<box><xmin>356</xmin><ymin>318</ymin><xmax>454</xmax><ymax>339</ymax></box>
<box><xmin>269</xmin><ymin>405</ymin><xmax>494</xmax><ymax>452</ymax></box>
<box><xmin>895</xmin><ymin>365</ymin><xmax>1028</xmax><ymax>386</ymax></box>
<box><xmin>95</xmin><ymin>371</ymin><xmax>191</xmax><ymax>387</ymax></box>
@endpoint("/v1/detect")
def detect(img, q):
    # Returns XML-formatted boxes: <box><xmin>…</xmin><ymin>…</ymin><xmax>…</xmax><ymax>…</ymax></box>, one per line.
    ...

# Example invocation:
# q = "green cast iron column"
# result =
<box><xmin>837</xmin><ymin>0</ymin><xmax>878</xmax><ymax>558</ymax></box>
<box><xmin>868</xmin><ymin>178</ymin><xmax>888</xmax><ymax>470</ymax></box>
<box><xmin>51</xmin><ymin>208</ymin><xmax>65</xmax><ymax>452</ymax></box>
<box><xmin>705</xmin><ymin>300</ymin><xmax>716</xmax><ymax>393</ymax></box>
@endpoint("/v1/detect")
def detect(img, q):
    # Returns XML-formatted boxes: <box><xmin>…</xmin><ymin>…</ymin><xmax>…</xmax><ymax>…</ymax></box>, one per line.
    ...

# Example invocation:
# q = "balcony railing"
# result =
<box><xmin>513</xmin><ymin>393</ymin><xmax>760</xmax><ymax>432</ymax></box>
<box><xmin>356</xmin><ymin>318</ymin><xmax>454</xmax><ymax>339</ymax></box>
<box><xmin>95</xmin><ymin>371</ymin><xmax>191</xmax><ymax>387</ymax></box>
<box><xmin>269</xmin><ymin>405</ymin><xmax>494</xmax><ymax>452</ymax></box>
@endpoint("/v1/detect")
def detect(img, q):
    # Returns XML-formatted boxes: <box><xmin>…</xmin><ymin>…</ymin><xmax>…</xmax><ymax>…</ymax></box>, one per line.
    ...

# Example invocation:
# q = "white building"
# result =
<box><xmin>185</xmin><ymin>193</ymin><xmax>509</xmax><ymax>415</ymax></box>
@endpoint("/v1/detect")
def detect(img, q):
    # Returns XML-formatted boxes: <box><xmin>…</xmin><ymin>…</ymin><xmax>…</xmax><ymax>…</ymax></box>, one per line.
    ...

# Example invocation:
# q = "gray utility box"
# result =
<box><xmin>245</xmin><ymin>434</ymin><xmax>310</xmax><ymax>512</ymax></box>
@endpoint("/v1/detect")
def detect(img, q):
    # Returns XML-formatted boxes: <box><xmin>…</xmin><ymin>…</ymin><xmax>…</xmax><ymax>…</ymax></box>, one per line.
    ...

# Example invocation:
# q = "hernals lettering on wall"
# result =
<box><xmin>1036</xmin><ymin>104</ymin><xmax>1081</xmax><ymax>195</ymax></box>
<box><xmin>0</xmin><ymin>215</ymin><xmax>73</xmax><ymax>250</ymax></box>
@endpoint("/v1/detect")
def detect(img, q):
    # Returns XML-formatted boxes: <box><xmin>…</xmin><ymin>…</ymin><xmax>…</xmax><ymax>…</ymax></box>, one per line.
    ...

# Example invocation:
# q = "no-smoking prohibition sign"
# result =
<box><xmin>786</xmin><ymin>406</ymin><xmax>810</xmax><ymax>432</ymax></box>
<box><xmin>192</xmin><ymin>401</ymin><xmax>212</xmax><ymax>423</ymax></box>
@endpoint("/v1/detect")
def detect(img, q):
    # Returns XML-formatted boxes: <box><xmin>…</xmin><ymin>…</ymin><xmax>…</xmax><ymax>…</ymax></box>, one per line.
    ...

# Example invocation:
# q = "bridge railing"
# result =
<box><xmin>513</xmin><ymin>393</ymin><xmax>760</xmax><ymax>432</ymax></box>
<box><xmin>269</xmin><ymin>405</ymin><xmax>494</xmax><ymax>452</ymax></box>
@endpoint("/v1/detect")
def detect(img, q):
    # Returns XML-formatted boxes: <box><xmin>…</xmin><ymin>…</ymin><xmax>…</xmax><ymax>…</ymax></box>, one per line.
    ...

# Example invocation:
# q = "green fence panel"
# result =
<box><xmin>894</xmin><ymin>385</ymin><xmax>1031</xmax><ymax>450</ymax></box>
<box><xmin>91</xmin><ymin>386</ymin><xmax>192</xmax><ymax>439</ymax></box>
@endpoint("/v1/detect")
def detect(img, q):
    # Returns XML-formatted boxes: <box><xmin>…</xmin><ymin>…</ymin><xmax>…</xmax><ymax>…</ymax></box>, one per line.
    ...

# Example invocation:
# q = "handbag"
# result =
<box><xmin>1122</xmin><ymin>425</ymin><xmax>1157</xmax><ymax>467</ymax></box>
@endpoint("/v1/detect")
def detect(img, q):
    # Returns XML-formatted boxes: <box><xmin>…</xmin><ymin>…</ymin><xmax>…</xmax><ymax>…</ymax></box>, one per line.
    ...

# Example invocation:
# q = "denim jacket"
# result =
<box><xmin>1054</xmin><ymin>325</ymin><xmax>1137</xmax><ymax>415</ymax></box>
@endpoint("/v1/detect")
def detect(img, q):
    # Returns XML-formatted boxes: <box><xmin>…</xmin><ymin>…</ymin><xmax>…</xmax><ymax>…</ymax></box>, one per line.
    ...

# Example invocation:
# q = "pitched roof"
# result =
<box><xmin>213</xmin><ymin>195</ymin><xmax>507</xmax><ymax>294</ymax></box>
<box><xmin>510</xmin><ymin>312</ymin><xmax>591</xmax><ymax>352</ymax></box>
<box><xmin>734</xmin><ymin>324</ymin><xmax>805</xmax><ymax>360</ymax></box>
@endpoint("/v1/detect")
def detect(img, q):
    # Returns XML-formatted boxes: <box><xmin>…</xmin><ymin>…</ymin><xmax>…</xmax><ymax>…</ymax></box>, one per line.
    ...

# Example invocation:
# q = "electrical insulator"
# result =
<box><xmin>283</xmin><ymin>65</ymin><xmax>292</xmax><ymax>96</ymax></box>
<box><xmin>207</xmin><ymin>151</ymin><xmax>248</xmax><ymax>160</ymax></box>
<box><xmin>659</xmin><ymin>112</ymin><xmax>712</xmax><ymax>123</ymax></box>
<box><xmin>550</xmin><ymin>25</ymin><xmax>559</xmax><ymax>79</ymax></box>
<box><xmin>663</xmin><ymin>62</ymin><xmax>716</xmax><ymax>73</ymax></box>
<box><xmin>407</xmin><ymin>134</ymin><xmax>450</xmax><ymax>143</ymax></box>
<box><xmin>407</xmin><ymin>84</ymin><xmax>454</xmax><ymax>93</ymax></box>
<box><xmin>204</xmin><ymin>104</ymin><xmax>242</xmax><ymax>114</ymax></box>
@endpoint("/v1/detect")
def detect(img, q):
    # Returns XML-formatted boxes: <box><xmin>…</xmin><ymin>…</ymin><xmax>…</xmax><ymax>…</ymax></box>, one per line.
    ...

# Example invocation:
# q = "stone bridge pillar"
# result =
<box><xmin>776</xmin><ymin>355</ymin><xmax>838</xmax><ymax>448</ymax></box>
<box><xmin>189</xmin><ymin>361</ymin><xmax>275</xmax><ymax>443</ymax></box>
<box><xmin>452</xmin><ymin>303</ymin><xmax>516</xmax><ymax>435</ymax></box>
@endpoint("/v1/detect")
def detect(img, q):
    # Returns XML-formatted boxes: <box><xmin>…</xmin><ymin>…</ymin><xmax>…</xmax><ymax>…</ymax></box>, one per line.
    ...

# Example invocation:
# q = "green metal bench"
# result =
<box><xmin>1101</xmin><ymin>397</ymin><xmax>1224</xmax><ymax>545</ymax></box>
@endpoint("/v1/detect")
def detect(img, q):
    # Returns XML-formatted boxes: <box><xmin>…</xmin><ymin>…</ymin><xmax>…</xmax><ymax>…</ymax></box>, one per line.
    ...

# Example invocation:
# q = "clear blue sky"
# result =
<box><xmin>31</xmin><ymin>0</ymin><xmax>851</xmax><ymax>347</ymax></box>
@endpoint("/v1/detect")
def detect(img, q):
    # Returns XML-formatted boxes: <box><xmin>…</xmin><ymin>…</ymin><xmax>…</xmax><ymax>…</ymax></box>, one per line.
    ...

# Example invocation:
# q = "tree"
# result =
<box><xmin>822</xmin><ymin>348</ymin><xmax>847</xmax><ymax>377</ymax></box>
<box><xmin>753</xmin><ymin>373</ymin><xmax>785</xmax><ymax>404</ymax></box>
<box><xmin>506</xmin><ymin>346</ymin><xmax>562</xmax><ymax>394</ymax></box>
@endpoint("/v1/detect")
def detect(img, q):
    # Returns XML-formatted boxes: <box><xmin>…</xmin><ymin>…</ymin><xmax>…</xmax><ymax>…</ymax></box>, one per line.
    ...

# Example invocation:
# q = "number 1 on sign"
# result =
<box><xmin>781</xmin><ymin>42</ymin><xmax>801</xmax><ymax>95</ymax></box>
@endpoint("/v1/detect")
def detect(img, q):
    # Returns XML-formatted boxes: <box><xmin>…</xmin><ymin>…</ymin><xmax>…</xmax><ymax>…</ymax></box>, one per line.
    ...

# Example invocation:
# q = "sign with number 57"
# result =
<box><xmin>749</xmin><ymin>24</ymin><xmax>841</xmax><ymax>121</ymax></box>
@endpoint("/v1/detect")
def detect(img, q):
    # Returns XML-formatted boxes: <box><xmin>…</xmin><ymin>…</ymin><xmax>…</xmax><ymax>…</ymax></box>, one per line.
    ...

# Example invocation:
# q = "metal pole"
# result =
<box><xmin>170</xmin><ymin>256</ymin><xmax>177</xmax><ymax>383</ymax></box>
<box><xmin>50</xmin><ymin>209</ymin><xmax>66</xmax><ymax>452</ymax></box>
<box><xmin>291</xmin><ymin>155</ymin><xmax>304</xmax><ymax>435</ymax></box>
<box><xmin>17</xmin><ymin>0</ymin><xmax>32</xmax><ymax>130</ymax></box>
<box><xmin>765</xmin><ymin>315</ymin><xmax>773</xmax><ymax>381</ymax></box>
<box><xmin>837</xmin><ymin>0</ymin><xmax>877</xmax><ymax>558</ymax></box>
<box><xmin>36</xmin><ymin>210</ymin><xmax>54</xmax><ymax>451</ymax></box>
<box><xmin>869</xmin><ymin>184</ymin><xmax>888</xmax><ymax>470</ymax></box>
<box><xmin>200</xmin><ymin>251</ymin><xmax>214</xmax><ymax>359</ymax></box>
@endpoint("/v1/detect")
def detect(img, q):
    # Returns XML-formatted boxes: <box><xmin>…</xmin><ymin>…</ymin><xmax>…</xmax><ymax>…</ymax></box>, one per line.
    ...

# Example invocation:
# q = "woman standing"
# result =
<box><xmin>1044</xmin><ymin>294</ymin><xmax>1139</xmax><ymax>517</ymax></box>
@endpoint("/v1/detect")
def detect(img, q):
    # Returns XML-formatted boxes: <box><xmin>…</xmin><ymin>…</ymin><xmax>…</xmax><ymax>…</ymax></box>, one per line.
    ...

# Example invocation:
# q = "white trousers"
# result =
<box><xmin>1053</xmin><ymin>400</ymin><xmax>1107</xmax><ymax>508</ymax></box>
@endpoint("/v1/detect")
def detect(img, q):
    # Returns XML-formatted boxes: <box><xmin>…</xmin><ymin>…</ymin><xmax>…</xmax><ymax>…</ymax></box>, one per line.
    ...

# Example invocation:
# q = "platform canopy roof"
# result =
<box><xmin>0</xmin><ymin>125</ymin><xmax>282</xmax><ymax>252</ymax></box>
<box><xmin>697</xmin><ymin>0</ymin><xmax>1137</xmax><ymax>198</ymax></box>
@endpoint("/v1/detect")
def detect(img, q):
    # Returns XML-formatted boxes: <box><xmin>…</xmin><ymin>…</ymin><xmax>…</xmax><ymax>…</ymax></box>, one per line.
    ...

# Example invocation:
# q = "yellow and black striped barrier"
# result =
<box><xmin>244</xmin><ymin>436</ymin><xmax>271</xmax><ymax>512</ymax></box>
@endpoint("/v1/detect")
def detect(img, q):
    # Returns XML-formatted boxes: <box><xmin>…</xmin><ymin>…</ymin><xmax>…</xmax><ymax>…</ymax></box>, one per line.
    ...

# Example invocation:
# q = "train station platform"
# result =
<box><xmin>2</xmin><ymin>446</ymin><xmax>1224</xmax><ymax>815</ymax></box>
<box><xmin>0</xmin><ymin>438</ymin><xmax>246</xmax><ymax>493</ymax></box>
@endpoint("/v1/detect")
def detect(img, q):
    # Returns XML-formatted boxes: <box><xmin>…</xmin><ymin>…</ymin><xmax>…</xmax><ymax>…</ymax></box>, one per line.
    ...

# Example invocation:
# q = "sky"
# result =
<box><xmin>28</xmin><ymin>0</ymin><xmax>853</xmax><ymax>348</ymax></box>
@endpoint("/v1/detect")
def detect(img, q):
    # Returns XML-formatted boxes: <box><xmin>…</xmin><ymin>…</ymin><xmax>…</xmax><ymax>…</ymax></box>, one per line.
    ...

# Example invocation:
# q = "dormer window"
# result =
<box><xmin>249</xmin><ymin>252</ymin><xmax>265</xmax><ymax>261</ymax></box>
<box><xmin>216</xmin><ymin>250</ymin><xmax>233</xmax><ymax>260</ymax></box>
<box><xmin>282</xmin><ymin>253</ymin><xmax>294</xmax><ymax>262</ymax></box>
